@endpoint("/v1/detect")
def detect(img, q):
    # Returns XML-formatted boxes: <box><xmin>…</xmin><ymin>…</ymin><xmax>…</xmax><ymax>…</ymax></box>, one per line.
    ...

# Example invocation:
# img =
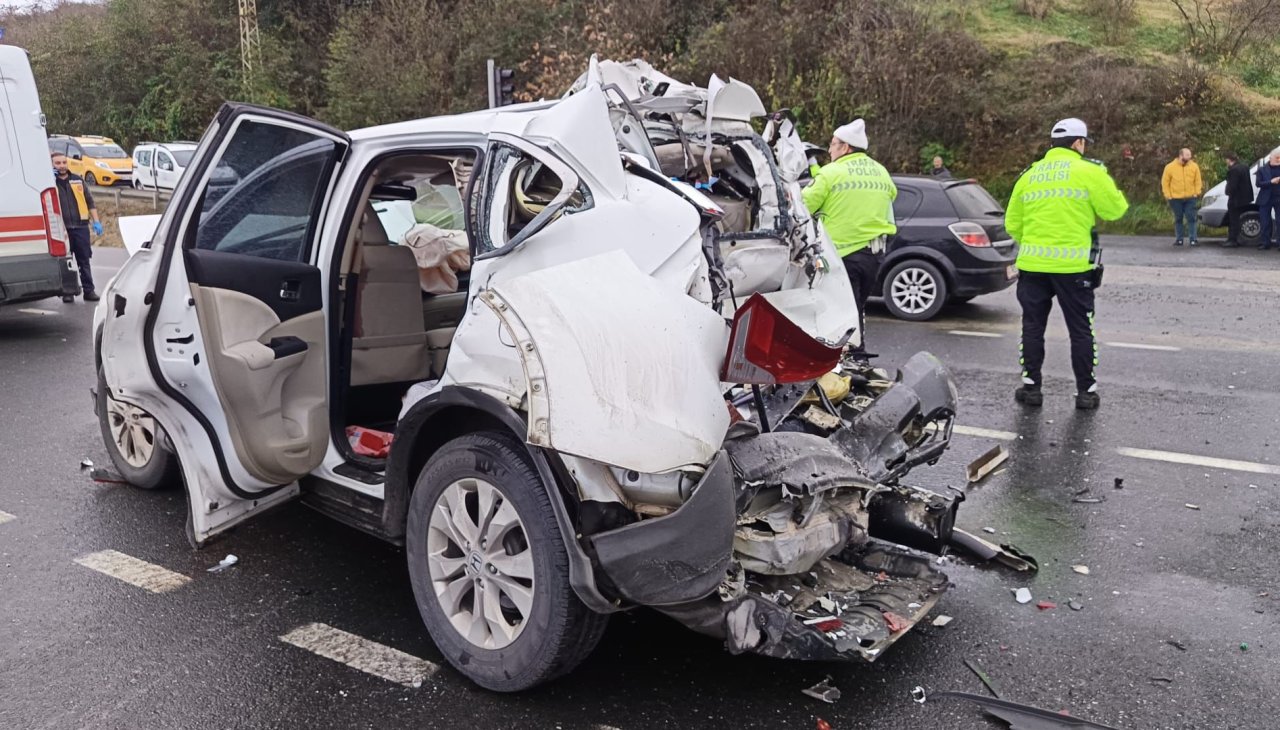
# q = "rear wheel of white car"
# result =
<box><xmin>884</xmin><ymin>259</ymin><xmax>948</xmax><ymax>321</ymax></box>
<box><xmin>1240</xmin><ymin>212</ymin><xmax>1262</xmax><ymax>245</ymax></box>
<box><xmin>406</xmin><ymin>431</ymin><xmax>607</xmax><ymax>691</ymax></box>
<box><xmin>96</xmin><ymin>369</ymin><xmax>181</xmax><ymax>490</ymax></box>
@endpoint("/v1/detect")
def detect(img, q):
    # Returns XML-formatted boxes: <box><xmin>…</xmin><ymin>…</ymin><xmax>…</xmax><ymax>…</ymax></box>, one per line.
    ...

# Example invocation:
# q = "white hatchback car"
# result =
<box><xmin>93</xmin><ymin>83</ymin><xmax>974</xmax><ymax>691</ymax></box>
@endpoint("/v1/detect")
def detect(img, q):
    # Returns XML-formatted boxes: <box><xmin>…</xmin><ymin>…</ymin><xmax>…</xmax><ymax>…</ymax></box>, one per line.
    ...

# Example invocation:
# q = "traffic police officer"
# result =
<box><xmin>802</xmin><ymin>118</ymin><xmax>896</xmax><ymax>355</ymax></box>
<box><xmin>1006</xmin><ymin>118</ymin><xmax>1128</xmax><ymax>410</ymax></box>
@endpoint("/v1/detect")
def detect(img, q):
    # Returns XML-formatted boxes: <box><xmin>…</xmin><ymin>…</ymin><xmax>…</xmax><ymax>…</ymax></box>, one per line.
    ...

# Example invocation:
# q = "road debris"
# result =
<box><xmin>1240</xmin><ymin>643</ymin><xmax>1249</xmax><ymax>652</ymax></box>
<box><xmin>208</xmin><ymin>554</ymin><xmax>239</xmax><ymax>573</ymax></box>
<box><xmin>1068</xmin><ymin>600</ymin><xmax>1084</xmax><ymax>611</ymax></box>
<box><xmin>802</xmin><ymin>677</ymin><xmax>841</xmax><ymax>704</ymax></box>
<box><xmin>1166</xmin><ymin>639</ymin><xmax>1188</xmax><ymax>651</ymax></box>
<box><xmin>1072</xmin><ymin>496</ymin><xmax>1105</xmax><ymax>504</ymax></box>
<box><xmin>963</xmin><ymin>658</ymin><xmax>1002</xmax><ymax>698</ymax></box>
<box><xmin>932</xmin><ymin>615</ymin><xmax>954</xmax><ymax>627</ymax></box>
<box><xmin>966</xmin><ymin>445</ymin><xmax>1009</xmax><ymax>484</ymax></box>
<box><xmin>88</xmin><ymin>467</ymin><xmax>129</xmax><ymax>485</ymax></box>
<box><xmin>936</xmin><ymin>691</ymin><xmax>1122</xmax><ymax>729</ymax></box>
<box><xmin>950</xmin><ymin>528</ymin><xmax>1038</xmax><ymax>572</ymax></box>
<box><xmin>79</xmin><ymin>459</ymin><xmax>93</xmax><ymax>470</ymax></box>
<box><xmin>1113</xmin><ymin>478</ymin><xmax>1124</xmax><ymax>489</ymax></box>
<box><xmin>983</xmin><ymin>527</ymin><xmax>997</xmax><ymax>534</ymax></box>
<box><xmin>1036</xmin><ymin>601</ymin><xmax>1057</xmax><ymax>611</ymax></box>
<box><xmin>1014</xmin><ymin>587</ymin><xmax>1032</xmax><ymax>604</ymax></box>
<box><xmin>1184</xmin><ymin>503</ymin><xmax>1201</xmax><ymax>510</ymax></box>
<box><xmin>816</xmin><ymin>719</ymin><xmax>833</xmax><ymax>730</ymax></box>
<box><xmin>1149</xmin><ymin>676</ymin><xmax>1173</xmax><ymax>684</ymax></box>
<box><xmin>1072</xmin><ymin>565</ymin><xmax>1090</xmax><ymax>575</ymax></box>
<box><xmin>912</xmin><ymin>686</ymin><xmax>927</xmax><ymax>703</ymax></box>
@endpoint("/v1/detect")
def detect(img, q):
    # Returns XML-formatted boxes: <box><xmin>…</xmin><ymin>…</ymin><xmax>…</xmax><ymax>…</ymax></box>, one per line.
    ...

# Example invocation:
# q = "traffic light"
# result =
<box><xmin>487</xmin><ymin>59</ymin><xmax>516</xmax><ymax>108</ymax></box>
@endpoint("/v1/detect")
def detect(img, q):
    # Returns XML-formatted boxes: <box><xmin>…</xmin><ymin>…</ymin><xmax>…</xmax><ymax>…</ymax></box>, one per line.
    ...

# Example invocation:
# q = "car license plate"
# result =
<box><xmin>1006</xmin><ymin>264</ymin><xmax>1018</xmax><ymax>280</ymax></box>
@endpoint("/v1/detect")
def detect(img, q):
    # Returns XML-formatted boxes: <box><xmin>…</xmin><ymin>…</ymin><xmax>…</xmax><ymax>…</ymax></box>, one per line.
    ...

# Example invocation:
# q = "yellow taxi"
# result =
<box><xmin>47</xmin><ymin>134</ymin><xmax>134</xmax><ymax>187</ymax></box>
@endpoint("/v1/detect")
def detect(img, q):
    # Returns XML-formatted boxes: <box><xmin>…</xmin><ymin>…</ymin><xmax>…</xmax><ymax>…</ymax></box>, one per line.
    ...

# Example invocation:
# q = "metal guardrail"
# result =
<box><xmin>91</xmin><ymin>184</ymin><xmax>173</xmax><ymax>211</ymax></box>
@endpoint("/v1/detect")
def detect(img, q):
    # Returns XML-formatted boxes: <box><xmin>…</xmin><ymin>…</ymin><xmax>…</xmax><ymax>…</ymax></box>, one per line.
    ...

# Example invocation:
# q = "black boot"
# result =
<box><xmin>83</xmin><ymin>290</ymin><xmax>100</xmax><ymax>302</ymax></box>
<box><xmin>1075</xmin><ymin>391</ymin><xmax>1100</xmax><ymax>410</ymax></box>
<box><xmin>1015</xmin><ymin>385</ymin><xmax>1043</xmax><ymax>407</ymax></box>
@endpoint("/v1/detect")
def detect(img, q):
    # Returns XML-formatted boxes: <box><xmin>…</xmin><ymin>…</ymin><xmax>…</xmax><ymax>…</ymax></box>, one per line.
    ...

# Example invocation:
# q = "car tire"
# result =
<box><xmin>85</xmin><ymin>172</ymin><xmax>98</xmax><ymax>187</ymax></box>
<box><xmin>132</xmin><ymin>178</ymin><xmax>143</xmax><ymax>190</ymax></box>
<box><xmin>406</xmin><ymin>431</ymin><xmax>608</xmax><ymax>692</ymax></box>
<box><xmin>1240</xmin><ymin>212</ymin><xmax>1262</xmax><ymax>246</ymax></box>
<box><xmin>96</xmin><ymin>369</ymin><xmax>181</xmax><ymax>490</ymax></box>
<box><xmin>883</xmin><ymin>259</ymin><xmax>948</xmax><ymax>321</ymax></box>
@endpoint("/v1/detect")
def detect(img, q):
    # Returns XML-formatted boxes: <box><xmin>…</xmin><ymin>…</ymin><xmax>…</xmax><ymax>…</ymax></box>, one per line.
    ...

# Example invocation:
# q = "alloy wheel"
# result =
<box><xmin>890</xmin><ymin>267</ymin><xmax>938</xmax><ymax>315</ymax></box>
<box><xmin>106</xmin><ymin>394</ymin><xmax>158</xmax><ymax>468</ymax></box>
<box><xmin>427</xmin><ymin>477</ymin><xmax>535</xmax><ymax>650</ymax></box>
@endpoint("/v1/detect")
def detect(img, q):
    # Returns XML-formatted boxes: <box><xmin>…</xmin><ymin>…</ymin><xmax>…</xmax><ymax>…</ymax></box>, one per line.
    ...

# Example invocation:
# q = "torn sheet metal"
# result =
<box><xmin>935</xmin><ymin>691</ymin><xmax>1122</xmax><ymax>730</ymax></box>
<box><xmin>724</xmin><ymin>430</ymin><xmax>875</xmax><ymax>494</ymax></box>
<box><xmin>489</xmin><ymin>251</ymin><xmax>730</xmax><ymax>474</ymax></box>
<box><xmin>658</xmin><ymin>544</ymin><xmax>948</xmax><ymax>662</ymax></box>
<box><xmin>866</xmin><ymin>485</ymin><xmax>959</xmax><ymax>556</ymax></box>
<box><xmin>734</xmin><ymin>492</ymin><xmax>868</xmax><ymax>575</ymax></box>
<box><xmin>950</xmin><ymin>527</ymin><xmax>1039</xmax><ymax>572</ymax></box>
<box><xmin>967</xmin><ymin>444</ymin><xmax>1010</xmax><ymax>483</ymax></box>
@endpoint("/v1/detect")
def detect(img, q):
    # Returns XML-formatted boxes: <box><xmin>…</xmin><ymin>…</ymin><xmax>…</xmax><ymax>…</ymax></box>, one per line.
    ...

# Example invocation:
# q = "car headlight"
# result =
<box><xmin>1202</xmin><ymin>194</ymin><xmax>1220</xmax><ymax>207</ymax></box>
<box><xmin>95</xmin><ymin>161</ymin><xmax>111</xmax><ymax>170</ymax></box>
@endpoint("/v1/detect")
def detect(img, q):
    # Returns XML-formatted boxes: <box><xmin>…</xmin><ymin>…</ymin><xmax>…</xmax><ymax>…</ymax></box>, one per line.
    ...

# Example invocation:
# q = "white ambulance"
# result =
<box><xmin>0</xmin><ymin>45</ymin><xmax>78</xmax><ymax>306</ymax></box>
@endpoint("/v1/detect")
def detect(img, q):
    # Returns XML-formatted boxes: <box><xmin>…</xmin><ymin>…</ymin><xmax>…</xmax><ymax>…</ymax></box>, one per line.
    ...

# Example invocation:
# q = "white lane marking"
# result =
<box><xmin>17</xmin><ymin>308</ymin><xmax>59</xmax><ymax>316</ymax></box>
<box><xmin>0</xmin><ymin>510</ymin><xmax>15</xmax><ymax>525</ymax></box>
<box><xmin>73</xmin><ymin>549</ymin><xmax>192</xmax><ymax>593</ymax></box>
<box><xmin>948</xmin><ymin>330</ymin><xmax>1003</xmax><ymax>338</ymax></box>
<box><xmin>1105</xmin><ymin>342</ymin><xmax>1182</xmax><ymax>352</ymax></box>
<box><xmin>953</xmin><ymin>425</ymin><xmax>1018</xmax><ymax>441</ymax></box>
<box><xmin>280</xmin><ymin>622</ymin><xmax>438</xmax><ymax>687</ymax></box>
<box><xmin>1116</xmin><ymin>447</ymin><xmax>1280</xmax><ymax>475</ymax></box>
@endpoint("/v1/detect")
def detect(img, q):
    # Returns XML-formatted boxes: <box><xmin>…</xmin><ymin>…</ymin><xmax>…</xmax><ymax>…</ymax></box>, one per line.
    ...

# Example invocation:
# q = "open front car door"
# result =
<box><xmin>99</xmin><ymin>103</ymin><xmax>348</xmax><ymax>544</ymax></box>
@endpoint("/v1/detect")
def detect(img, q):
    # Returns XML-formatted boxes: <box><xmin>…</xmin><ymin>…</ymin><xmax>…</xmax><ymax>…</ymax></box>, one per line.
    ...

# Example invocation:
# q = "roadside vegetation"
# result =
<box><xmin>6</xmin><ymin>0</ymin><xmax>1276</xmax><ymax>233</ymax></box>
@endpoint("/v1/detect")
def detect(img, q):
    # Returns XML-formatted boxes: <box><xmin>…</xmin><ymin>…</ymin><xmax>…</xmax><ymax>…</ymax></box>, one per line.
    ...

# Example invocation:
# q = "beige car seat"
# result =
<box><xmin>350</xmin><ymin>204</ymin><xmax>432</xmax><ymax>386</ymax></box>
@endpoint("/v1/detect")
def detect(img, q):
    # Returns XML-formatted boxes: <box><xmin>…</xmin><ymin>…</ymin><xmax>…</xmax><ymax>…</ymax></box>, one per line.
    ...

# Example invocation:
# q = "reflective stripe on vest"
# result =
<box><xmin>70</xmin><ymin>181</ymin><xmax>90</xmax><ymax>220</ymax></box>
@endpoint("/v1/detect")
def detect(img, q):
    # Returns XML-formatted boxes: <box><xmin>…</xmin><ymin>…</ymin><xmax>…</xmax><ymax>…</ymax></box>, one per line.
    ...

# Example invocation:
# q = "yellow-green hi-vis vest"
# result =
<box><xmin>1005</xmin><ymin>147</ymin><xmax>1129</xmax><ymax>274</ymax></box>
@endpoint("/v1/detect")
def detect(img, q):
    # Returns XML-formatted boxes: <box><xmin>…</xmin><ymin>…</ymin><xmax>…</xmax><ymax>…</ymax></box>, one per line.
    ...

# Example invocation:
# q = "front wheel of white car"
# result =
<box><xmin>96</xmin><ymin>369</ymin><xmax>181</xmax><ymax>490</ymax></box>
<box><xmin>406</xmin><ymin>432</ymin><xmax>607</xmax><ymax>692</ymax></box>
<box><xmin>1239</xmin><ymin>212</ymin><xmax>1262</xmax><ymax>245</ymax></box>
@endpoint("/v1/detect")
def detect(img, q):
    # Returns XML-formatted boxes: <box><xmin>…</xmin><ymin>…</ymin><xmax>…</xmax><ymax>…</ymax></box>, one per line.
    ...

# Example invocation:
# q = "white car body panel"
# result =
<box><xmin>488</xmin><ymin>250</ymin><xmax>731</xmax><ymax>474</ymax></box>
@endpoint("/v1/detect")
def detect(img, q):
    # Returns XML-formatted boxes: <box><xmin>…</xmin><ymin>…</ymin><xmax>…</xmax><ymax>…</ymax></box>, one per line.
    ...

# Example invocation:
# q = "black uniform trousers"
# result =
<box><xmin>68</xmin><ymin>226</ymin><xmax>96</xmax><ymax>295</ymax></box>
<box><xmin>843</xmin><ymin>248</ymin><xmax>882</xmax><ymax>353</ymax></box>
<box><xmin>1017</xmin><ymin>270</ymin><xmax>1096</xmax><ymax>393</ymax></box>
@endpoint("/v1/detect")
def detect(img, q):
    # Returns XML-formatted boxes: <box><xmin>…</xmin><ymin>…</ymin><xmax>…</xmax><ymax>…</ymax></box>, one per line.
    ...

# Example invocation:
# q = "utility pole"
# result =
<box><xmin>238</xmin><ymin>0</ymin><xmax>261</xmax><ymax>100</ymax></box>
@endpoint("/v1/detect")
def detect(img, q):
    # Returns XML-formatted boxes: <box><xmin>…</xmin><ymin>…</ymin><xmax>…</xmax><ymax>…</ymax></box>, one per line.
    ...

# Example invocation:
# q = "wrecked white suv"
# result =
<box><xmin>93</xmin><ymin>81</ymin><xmax>972</xmax><ymax>691</ymax></box>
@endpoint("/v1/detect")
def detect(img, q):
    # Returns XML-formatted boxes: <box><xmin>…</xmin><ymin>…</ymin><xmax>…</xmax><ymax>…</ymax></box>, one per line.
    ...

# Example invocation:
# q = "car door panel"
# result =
<box><xmin>100</xmin><ymin>103</ymin><xmax>348</xmax><ymax>544</ymax></box>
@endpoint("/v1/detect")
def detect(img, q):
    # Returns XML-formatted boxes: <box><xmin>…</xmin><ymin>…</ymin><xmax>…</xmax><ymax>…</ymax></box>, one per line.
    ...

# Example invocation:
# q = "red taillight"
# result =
<box><xmin>949</xmin><ymin>221</ymin><xmax>990</xmax><ymax>248</ymax></box>
<box><xmin>41</xmin><ymin>188</ymin><xmax>69</xmax><ymax>257</ymax></box>
<box><xmin>721</xmin><ymin>293</ymin><xmax>845</xmax><ymax>384</ymax></box>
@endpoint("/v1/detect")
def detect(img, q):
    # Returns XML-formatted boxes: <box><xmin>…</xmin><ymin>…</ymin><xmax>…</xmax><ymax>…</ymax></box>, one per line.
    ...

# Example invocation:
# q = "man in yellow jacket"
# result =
<box><xmin>802</xmin><ymin>118</ymin><xmax>896</xmax><ymax>354</ymax></box>
<box><xmin>1006</xmin><ymin>118</ymin><xmax>1128</xmax><ymax>410</ymax></box>
<box><xmin>1161</xmin><ymin>148</ymin><xmax>1202</xmax><ymax>247</ymax></box>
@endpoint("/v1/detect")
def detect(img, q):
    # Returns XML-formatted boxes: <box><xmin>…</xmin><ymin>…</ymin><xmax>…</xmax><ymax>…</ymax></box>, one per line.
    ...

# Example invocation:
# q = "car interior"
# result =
<box><xmin>331</xmin><ymin>153</ymin><xmax>476</xmax><ymax>445</ymax></box>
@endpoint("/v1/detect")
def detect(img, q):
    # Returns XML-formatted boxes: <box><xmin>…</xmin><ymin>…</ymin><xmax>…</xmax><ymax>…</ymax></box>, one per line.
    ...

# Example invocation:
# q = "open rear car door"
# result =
<box><xmin>99</xmin><ymin>104</ymin><xmax>348</xmax><ymax>544</ymax></box>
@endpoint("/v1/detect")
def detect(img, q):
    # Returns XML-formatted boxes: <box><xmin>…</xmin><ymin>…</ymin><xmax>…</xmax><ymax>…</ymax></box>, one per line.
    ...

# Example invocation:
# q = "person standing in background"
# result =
<box><xmin>928</xmin><ymin>156</ymin><xmax>952</xmax><ymax>179</ymax></box>
<box><xmin>1161</xmin><ymin>148</ymin><xmax>1202</xmax><ymax>247</ymax></box>
<box><xmin>51</xmin><ymin>150</ymin><xmax>103</xmax><ymax>302</ymax></box>
<box><xmin>1255</xmin><ymin>150</ymin><xmax>1280</xmax><ymax>250</ymax></box>
<box><xmin>1222</xmin><ymin>151</ymin><xmax>1252</xmax><ymax>248</ymax></box>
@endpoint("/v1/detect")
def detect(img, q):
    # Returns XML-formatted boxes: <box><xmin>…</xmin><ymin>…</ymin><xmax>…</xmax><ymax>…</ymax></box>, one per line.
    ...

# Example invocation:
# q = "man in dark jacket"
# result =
<box><xmin>1223</xmin><ymin>151</ymin><xmax>1253</xmax><ymax>248</ymax></box>
<box><xmin>1256</xmin><ymin>150</ymin><xmax>1280</xmax><ymax>250</ymax></box>
<box><xmin>52</xmin><ymin>151</ymin><xmax>103</xmax><ymax>301</ymax></box>
<box><xmin>928</xmin><ymin>155</ymin><xmax>952</xmax><ymax>179</ymax></box>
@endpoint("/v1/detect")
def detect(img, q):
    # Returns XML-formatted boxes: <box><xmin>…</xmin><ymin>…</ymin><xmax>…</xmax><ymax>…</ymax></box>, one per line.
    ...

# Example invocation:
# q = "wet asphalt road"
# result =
<box><xmin>2</xmin><ymin>237</ymin><xmax>1279</xmax><ymax>730</ymax></box>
